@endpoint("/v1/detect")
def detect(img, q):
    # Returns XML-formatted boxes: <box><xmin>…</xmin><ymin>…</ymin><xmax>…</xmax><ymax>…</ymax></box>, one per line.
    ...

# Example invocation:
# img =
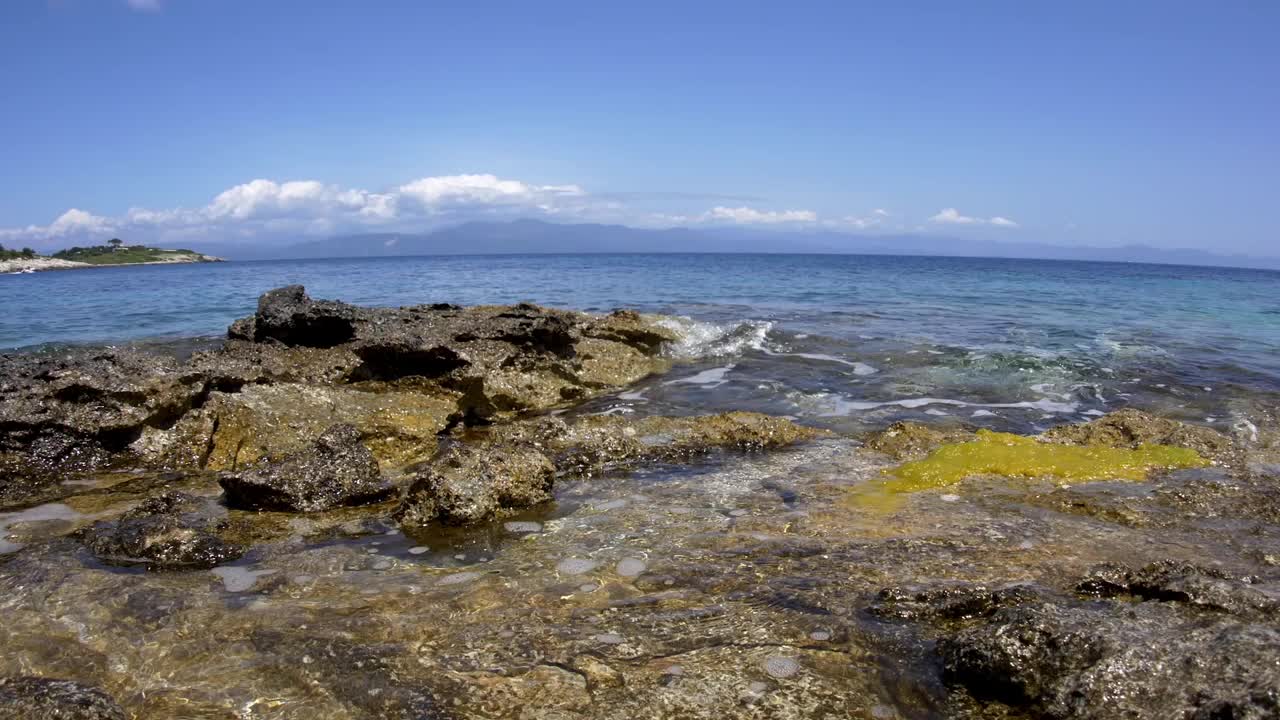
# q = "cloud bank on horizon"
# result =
<box><xmin>0</xmin><ymin>173</ymin><xmax>1017</xmax><ymax>249</ymax></box>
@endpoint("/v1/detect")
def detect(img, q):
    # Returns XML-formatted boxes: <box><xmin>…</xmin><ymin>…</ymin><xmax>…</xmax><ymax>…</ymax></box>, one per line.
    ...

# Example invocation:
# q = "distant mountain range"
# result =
<box><xmin>204</xmin><ymin>219</ymin><xmax>1280</xmax><ymax>270</ymax></box>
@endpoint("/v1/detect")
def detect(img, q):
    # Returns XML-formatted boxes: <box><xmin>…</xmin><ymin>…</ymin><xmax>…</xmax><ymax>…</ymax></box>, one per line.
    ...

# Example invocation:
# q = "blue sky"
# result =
<box><xmin>1</xmin><ymin>1</ymin><xmax>1276</xmax><ymax>254</ymax></box>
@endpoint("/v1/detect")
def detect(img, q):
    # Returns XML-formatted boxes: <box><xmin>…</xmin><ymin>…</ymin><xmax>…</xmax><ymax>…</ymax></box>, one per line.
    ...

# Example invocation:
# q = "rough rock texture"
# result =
<box><xmin>0</xmin><ymin>348</ymin><xmax>203</xmax><ymax>480</ymax></box>
<box><xmin>396</xmin><ymin>411</ymin><xmax>822</xmax><ymax>527</ymax></box>
<box><xmin>1043</xmin><ymin>408</ymin><xmax>1237</xmax><ymax>464</ymax></box>
<box><xmin>873</xmin><ymin>563</ymin><xmax>1280</xmax><ymax>719</ymax></box>
<box><xmin>395</xmin><ymin>443</ymin><xmax>556</xmax><ymax>526</ymax></box>
<box><xmin>83</xmin><ymin>491</ymin><xmax>242</xmax><ymax>570</ymax></box>
<box><xmin>218</xmin><ymin>424</ymin><xmax>394</xmax><ymax>512</ymax></box>
<box><xmin>861</xmin><ymin>421</ymin><xmax>974</xmax><ymax>461</ymax></box>
<box><xmin>0</xmin><ymin>287</ymin><xmax>681</xmax><ymax>508</ymax></box>
<box><xmin>555</xmin><ymin>411</ymin><xmax>825</xmax><ymax>476</ymax></box>
<box><xmin>0</xmin><ymin>676</ymin><xmax>126</xmax><ymax>720</ymax></box>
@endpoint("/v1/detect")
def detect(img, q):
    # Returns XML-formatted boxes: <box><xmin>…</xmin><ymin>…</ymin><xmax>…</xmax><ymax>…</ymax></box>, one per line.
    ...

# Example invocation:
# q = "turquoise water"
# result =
<box><xmin>4</xmin><ymin>254</ymin><xmax>1279</xmax><ymax>434</ymax></box>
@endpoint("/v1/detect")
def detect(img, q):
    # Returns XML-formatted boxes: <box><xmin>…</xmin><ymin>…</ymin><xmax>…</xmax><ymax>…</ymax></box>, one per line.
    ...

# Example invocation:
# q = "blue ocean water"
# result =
<box><xmin>4</xmin><ymin>254</ymin><xmax>1279</xmax><ymax>434</ymax></box>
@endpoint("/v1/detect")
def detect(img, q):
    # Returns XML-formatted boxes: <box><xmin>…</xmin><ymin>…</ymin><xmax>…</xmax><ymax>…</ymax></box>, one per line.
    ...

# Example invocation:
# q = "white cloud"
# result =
<box><xmin>930</xmin><ymin>208</ymin><xmax>1018</xmax><ymax>228</ymax></box>
<box><xmin>0</xmin><ymin>175</ymin><xmax>1022</xmax><ymax>249</ymax></box>
<box><xmin>1</xmin><ymin>173</ymin><xmax>597</xmax><ymax>248</ymax></box>
<box><xmin>397</xmin><ymin>174</ymin><xmax>582</xmax><ymax>209</ymax></box>
<box><xmin>703</xmin><ymin>206</ymin><xmax>817</xmax><ymax>225</ymax></box>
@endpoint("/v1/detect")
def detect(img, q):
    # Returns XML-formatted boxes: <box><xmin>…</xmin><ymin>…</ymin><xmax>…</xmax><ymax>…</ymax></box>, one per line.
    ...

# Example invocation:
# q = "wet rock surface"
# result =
<box><xmin>0</xmin><ymin>286</ymin><xmax>679</xmax><ymax>508</ymax></box>
<box><xmin>0</xmin><ymin>676</ymin><xmax>126</xmax><ymax>720</ymax></box>
<box><xmin>871</xmin><ymin>563</ymin><xmax>1280</xmax><ymax>719</ymax></box>
<box><xmin>219</xmin><ymin>423</ymin><xmax>393</xmax><ymax>512</ymax></box>
<box><xmin>83</xmin><ymin>491</ymin><xmax>242</xmax><ymax>570</ymax></box>
<box><xmin>395</xmin><ymin>411</ymin><xmax>822</xmax><ymax>527</ymax></box>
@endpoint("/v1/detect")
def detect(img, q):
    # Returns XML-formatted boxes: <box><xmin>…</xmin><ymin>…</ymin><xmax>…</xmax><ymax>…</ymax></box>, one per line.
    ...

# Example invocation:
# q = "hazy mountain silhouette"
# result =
<box><xmin>211</xmin><ymin>219</ymin><xmax>1280</xmax><ymax>270</ymax></box>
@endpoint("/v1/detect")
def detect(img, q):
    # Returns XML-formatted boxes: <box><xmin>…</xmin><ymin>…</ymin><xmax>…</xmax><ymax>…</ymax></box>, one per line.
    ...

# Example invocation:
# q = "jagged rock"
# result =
<box><xmin>868</xmin><ymin>583</ymin><xmax>1042</xmax><ymax>623</ymax></box>
<box><xmin>396</xmin><ymin>412</ymin><xmax>821</xmax><ymax>528</ymax></box>
<box><xmin>216</xmin><ymin>286</ymin><xmax>673</xmax><ymax>419</ymax></box>
<box><xmin>1043</xmin><ymin>408</ymin><xmax>1237</xmax><ymax>464</ymax></box>
<box><xmin>862</xmin><ymin>421</ymin><xmax>973</xmax><ymax>461</ymax></box>
<box><xmin>219</xmin><ymin>424</ymin><xmax>394</xmax><ymax>512</ymax></box>
<box><xmin>83</xmin><ymin>491</ymin><xmax>242</xmax><ymax>570</ymax></box>
<box><xmin>1076</xmin><ymin>560</ymin><xmax>1275</xmax><ymax>616</ymax></box>
<box><xmin>555</xmin><ymin>411</ymin><xmax>825</xmax><ymax>475</ymax></box>
<box><xmin>152</xmin><ymin>383</ymin><xmax>458</xmax><ymax>471</ymax></box>
<box><xmin>874</xmin><ymin>564</ymin><xmax>1280</xmax><ymax>719</ymax></box>
<box><xmin>395</xmin><ymin>442</ymin><xmax>557</xmax><ymax>526</ymax></box>
<box><xmin>0</xmin><ymin>348</ymin><xmax>203</xmax><ymax>473</ymax></box>
<box><xmin>0</xmin><ymin>676</ymin><xmax>126</xmax><ymax>720</ymax></box>
<box><xmin>941</xmin><ymin>602</ymin><xmax>1280</xmax><ymax>719</ymax></box>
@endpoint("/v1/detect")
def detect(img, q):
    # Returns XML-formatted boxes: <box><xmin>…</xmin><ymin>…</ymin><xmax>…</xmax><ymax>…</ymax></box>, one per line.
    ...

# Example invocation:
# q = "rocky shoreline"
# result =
<box><xmin>1</xmin><ymin>286</ymin><xmax>1278</xmax><ymax>719</ymax></box>
<box><xmin>0</xmin><ymin>253</ymin><xmax>222</xmax><ymax>274</ymax></box>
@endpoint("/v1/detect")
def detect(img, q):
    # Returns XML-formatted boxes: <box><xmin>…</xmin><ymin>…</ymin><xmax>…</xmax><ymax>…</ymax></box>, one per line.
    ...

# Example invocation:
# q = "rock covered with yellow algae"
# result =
<box><xmin>851</xmin><ymin>416</ymin><xmax>1216</xmax><ymax>510</ymax></box>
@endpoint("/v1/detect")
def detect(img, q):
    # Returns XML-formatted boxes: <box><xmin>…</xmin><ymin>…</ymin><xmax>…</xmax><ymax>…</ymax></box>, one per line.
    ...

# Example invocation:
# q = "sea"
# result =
<box><xmin>3</xmin><ymin>253</ymin><xmax>1279</xmax><ymax>437</ymax></box>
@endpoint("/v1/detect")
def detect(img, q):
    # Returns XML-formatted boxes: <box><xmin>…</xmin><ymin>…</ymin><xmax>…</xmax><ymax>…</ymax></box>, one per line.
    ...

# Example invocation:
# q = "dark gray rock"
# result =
<box><xmin>869</xmin><ymin>583</ymin><xmax>1043</xmax><ymax>623</ymax></box>
<box><xmin>218</xmin><ymin>424</ymin><xmax>393</xmax><ymax>512</ymax></box>
<box><xmin>83</xmin><ymin>491</ymin><xmax>242</xmax><ymax>570</ymax></box>
<box><xmin>878</xmin><ymin>564</ymin><xmax>1280</xmax><ymax>719</ymax></box>
<box><xmin>0</xmin><ymin>676</ymin><xmax>126</xmax><ymax>720</ymax></box>
<box><xmin>941</xmin><ymin>602</ymin><xmax>1280</xmax><ymax>719</ymax></box>
<box><xmin>1076</xmin><ymin>560</ymin><xmax>1276</xmax><ymax>616</ymax></box>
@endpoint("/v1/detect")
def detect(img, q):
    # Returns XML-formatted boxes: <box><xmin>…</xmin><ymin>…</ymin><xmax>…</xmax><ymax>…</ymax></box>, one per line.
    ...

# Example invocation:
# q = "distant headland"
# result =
<box><xmin>0</xmin><ymin>238</ymin><xmax>222</xmax><ymax>274</ymax></box>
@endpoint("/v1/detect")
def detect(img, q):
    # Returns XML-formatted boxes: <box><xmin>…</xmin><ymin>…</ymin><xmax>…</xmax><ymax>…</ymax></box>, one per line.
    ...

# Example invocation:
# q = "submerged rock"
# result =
<box><xmin>873</xmin><ymin>564</ymin><xmax>1280</xmax><ymax>719</ymax></box>
<box><xmin>556</xmin><ymin>411</ymin><xmax>825</xmax><ymax>476</ymax></box>
<box><xmin>0</xmin><ymin>676</ymin><xmax>126</xmax><ymax>720</ymax></box>
<box><xmin>395</xmin><ymin>411</ymin><xmax>821</xmax><ymax>528</ymax></box>
<box><xmin>1043</xmin><ymin>408</ymin><xmax>1237</xmax><ymax>464</ymax></box>
<box><xmin>395</xmin><ymin>442</ymin><xmax>556</xmax><ymax>526</ymax></box>
<box><xmin>83</xmin><ymin>491</ymin><xmax>242</xmax><ymax>570</ymax></box>
<box><xmin>218</xmin><ymin>424</ymin><xmax>394</xmax><ymax>512</ymax></box>
<box><xmin>862</xmin><ymin>421</ymin><xmax>973</xmax><ymax>461</ymax></box>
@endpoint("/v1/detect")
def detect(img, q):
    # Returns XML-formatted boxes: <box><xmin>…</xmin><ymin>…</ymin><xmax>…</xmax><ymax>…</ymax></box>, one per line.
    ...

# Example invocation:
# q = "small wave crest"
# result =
<box><xmin>654</xmin><ymin>316</ymin><xmax>774</xmax><ymax>360</ymax></box>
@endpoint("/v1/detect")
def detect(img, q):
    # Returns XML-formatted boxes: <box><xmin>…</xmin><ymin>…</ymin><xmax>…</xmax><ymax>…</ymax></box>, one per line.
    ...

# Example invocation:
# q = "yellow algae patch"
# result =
<box><xmin>848</xmin><ymin>430</ymin><xmax>1209</xmax><ymax>512</ymax></box>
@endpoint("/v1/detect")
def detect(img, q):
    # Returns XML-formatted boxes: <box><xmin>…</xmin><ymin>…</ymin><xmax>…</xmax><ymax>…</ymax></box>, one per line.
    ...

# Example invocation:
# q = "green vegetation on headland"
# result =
<box><xmin>0</xmin><ymin>244</ymin><xmax>37</xmax><ymax>260</ymax></box>
<box><xmin>50</xmin><ymin>238</ymin><xmax>213</xmax><ymax>265</ymax></box>
<box><xmin>1</xmin><ymin>238</ymin><xmax>221</xmax><ymax>271</ymax></box>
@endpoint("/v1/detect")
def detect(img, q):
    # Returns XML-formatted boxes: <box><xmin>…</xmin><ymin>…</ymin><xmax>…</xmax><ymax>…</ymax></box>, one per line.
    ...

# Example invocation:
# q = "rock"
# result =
<box><xmin>556</xmin><ymin>411</ymin><xmax>824</xmax><ymax>476</ymax></box>
<box><xmin>1076</xmin><ymin>560</ymin><xmax>1276</xmax><ymax>616</ymax></box>
<box><xmin>220</xmin><ymin>286</ymin><xmax>672</xmax><ymax>418</ymax></box>
<box><xmin>395</xmin><ymin>442</ymin><xmax>556</xmax><ymax>526</ymax></box>
<box><xmin>165</xmin><ymin>383</ymin><xmax>457</xmax><ymax>471</ymax></box>
<box><xmin>0</xmin><ymin>676</ymin><xmax>126</xmax><ymax>720</ymax></box>
<box><xmin>1043</xmin><ymin>408</ymin><xmax>1237</xmax><ymax>465</ymax></box>
<box><xmin>875</xmin><ymin>564</ymin><xmax>1280</xmax><ymax>719</ymax></box>
<box><xmin>940</xmin><ymin>602</ymin><xmax>1280</xmax><ymax>719</ymax></box>
<box><xmin>869</xmin><ymin>583</ymin><xmax>1043</xmax><ymax>623</ymax></box>
<box><xmin>863</xmin><ymin>421</ymin><xmax>973</xmax><ymax>461</ymax></box>
<box><xmin>396</xmin><ymin>411</ymin><xmax>820</xmax><ymax>527</ymax></box>
<box><xmin>219</xmin><ymin>424</ymin><xmax>394</xmax><ymax>512</ymax></box>
<box><xmin>83</xmin><ymin>491</ymin><xmax>242</xmax><ymax>570</ymax></box>
<box><xmin>0</xmin><ymin>348</ymin><xmax>203</xmax><ymax>476</ymax></box>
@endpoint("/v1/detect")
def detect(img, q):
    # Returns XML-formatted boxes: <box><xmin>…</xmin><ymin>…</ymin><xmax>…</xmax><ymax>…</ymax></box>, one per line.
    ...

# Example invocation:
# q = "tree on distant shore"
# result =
<box><xmin>109</xmin><ymin>238</ymin><xmax>124</xmax><ymax>249</ymax></box>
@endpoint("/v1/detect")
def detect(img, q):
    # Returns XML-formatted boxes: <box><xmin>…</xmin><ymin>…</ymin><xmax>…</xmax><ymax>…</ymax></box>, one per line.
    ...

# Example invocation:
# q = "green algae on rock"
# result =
<box><xmin>850</xmin><ymin>429</ymin><xmax>1209</xmax><ymax>510</ymax></box>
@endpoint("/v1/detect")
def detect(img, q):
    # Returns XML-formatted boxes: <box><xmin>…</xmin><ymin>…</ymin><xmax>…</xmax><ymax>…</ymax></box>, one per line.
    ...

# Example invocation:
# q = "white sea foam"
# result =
<box><xmin>655</xmin><ymin>316</ymin><xmax>773</xmax><ymax>359</ymax></box>
<box><xmin>665</xmin><ymin>364</ymin><xmax>735</xmax><ymax>388</ymax></box>
<box><xmin>773</xmin><ymin>350</ymin><xmax>878</xmax><ymax>376</ymax></box>
<box><xmin>804</xmin><ymin>393</ymin><xmax>1079</xmax><ymax>417</ymax></box>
